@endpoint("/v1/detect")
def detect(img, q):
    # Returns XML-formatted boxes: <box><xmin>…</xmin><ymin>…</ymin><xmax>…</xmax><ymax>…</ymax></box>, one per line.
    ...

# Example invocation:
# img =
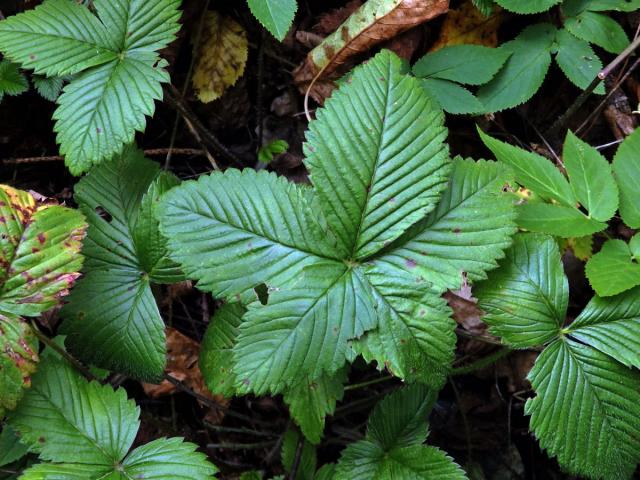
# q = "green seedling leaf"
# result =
<box><xmin>420</xmin><ymin>78</ymin><xmax>484</xmax><ymax>115</ymax></box>
<box><xmin>477</xmin><ymin>23</ymin><xmax>556</xmax><ymax>112</ymax></box>
<box><xmin>61</xmin><ymin>147</ymin><xmax>181</xmax><ymax>381</ymax></box>
<box><xmin>554</xmin><ymin>29</ymin><xmax>604</xmax><ymax>93</ymax></box>
<box><xmin>8</xmin><ymin>349</ymin><xmax>218</xmax><ymax>478</ymax></box>
<box><xmin>0</xmin><ymin>0</ymin><xmax>181</xmax><ymax>174</ymax></box>
<box><xmin>334</xmin><ymin>385</ymin><xmax>466</xmax><ymax>479</ymax></box>
<box><xmin>585</xmin><ymin>239</ymin><xmax>640</xmax><ymax>296</ymax></box>
<box><xmin>564</xmin><ymin>11</ymin><xmax>629</xmax><ymax>53</ymax></box>
<box><xmin>475</xmin><ymin>234</ymin><xmax>568</xmax><ymax>347</ymax></box>
<box><xmin>258</xmin><ymin>139</ymin><xmax>289</xmax><ymax>164</ymax></box>
<box><xmin>247</xmin><ymin>0</ymin><xmax>297</xmax><ymax>41</ymax></box>
<box><xmin>612</xmin><ymin>127</ymin><xmax>640</xmax><ymax>228</ymax></box>
<box><xmin>413</xmin><ymin>45</ymin><xmax>510</xmax><ymax>85</ymax></box>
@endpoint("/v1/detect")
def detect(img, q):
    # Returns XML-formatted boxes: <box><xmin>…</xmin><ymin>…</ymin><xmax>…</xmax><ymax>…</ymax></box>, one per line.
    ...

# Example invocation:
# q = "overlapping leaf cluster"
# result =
<box><xmin>0</xmin><ymin>0</ymin><xmax>181</xmax><ymax>174</ymax></box>
<box><xmin>0</xmin><ymin>186</ymin><xmax>86</xmax><ymax>417</ymax></box>
<box><xmin>476</xmin><ymin>233</ymin><xmax>640</xmax><ymax>479</ymax></box>
<box><xmin>160</xmin><ymin>50</ymin><xmax>516</xmax><ymax>440</ymax></box>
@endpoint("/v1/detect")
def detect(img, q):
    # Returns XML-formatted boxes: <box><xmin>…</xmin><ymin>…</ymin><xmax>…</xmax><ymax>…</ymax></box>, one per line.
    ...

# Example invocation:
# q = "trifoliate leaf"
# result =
<box><xmin>413</xmin><ymin>45</ymin><xmax>510</xmax><ymax>85</ymax></box>
<box><xmin>526</xmin><ymin>338</ymin><xmax>640</xmax><ymax>479</ymax></box>
<box><xmin>565</xmin><ymin>11</ymin><xmax>629</xmax><ymax>53</ymax></box>
<box><xmin>0</xmin><ymin>60</ymin><xmax>28</xmax><ymax>102</ymax></box>
<box><xmin>567</xmin><ymin>285</ymin><xmax>640</xmax><ymax>368</ymax></box>
<box><xmin>475</xmin><ymin>234</ymin><xmax>568</xmax><ymax>347</ymax></box>
<box><xmin>61</xmin><ymin>147</ymin><xmax>176</xmax><ymax>381</ymax></box>
<box><xmin>9</xmin><ymin>351</ymin><xmax>218</xmax><ymax>478</ymax></box>
<box><xmin>612</xmin><ymin>128</ymin><xmax>640</xmax><ymax>228</ymax></box>
<box><xmin>0</xmin><ymin>0</ymin><xmax>181</xmax><ymax>175</ymax></box>
<box><xmin>247</xmin><ymin>0</ymin><xmax>297</xmax><ymax>41</ymax></box>
<box><xmin>494</xmin><ymin>0</ymin><xmax>561</xmax><ymax>13</ymax></box>
<box><xmin>419</xmin><ymin>78</ymin><xmax>485</xmax><ymax>115</ymax></box>
<box><xmin>562</xmin><ymin>130</ymin><xmax>618</xmax><ymax>222</ymax></box>
<box><xmin>0</xmin><ymin>314</ymin><xmax>38</xmax><ymax>417</ymax></box>
<box><xmin>192</xmin><ymin>11</ymin><xmax>248</xmax><ymax>103</ymax></box>
<box><xmin>200</xmin><ymin>303</ymin><xmax>245</xmax><ymax>398</ymax></box>
<box><xmin>31</xmin><ymin>75</ymin><xmax>64</xmax><ymax>102</ymax></box>
<box><xmin>282</xmin><ymin>429</ymin><xmax>316</xmax><ymax>480</ymax></box>
<box><xmin>335</xmin><ymin>385</ymin><xmax>466</xmax><ymax>479</ymax></box>
<box><xmin>477</xmin><ymin>23</ymin><xmax>556</xmax><ymax>112</ymax></box>
<box><xmin>283</xmin><ymin>369</ymin><xmax>347</xmax><ymax>444</ymax></box>
<box><xmin>305</xmin><ymin>50</ymin><xmax>450</xmax><ymax>259</ymax></box>
<box><xmin>585</xmin><ymin>239</ymin><xmax>640</xmax><ymax>296</ymax></box>
<box><xmin>554</xmin><ymin>29</ymin><xmax>605</xmax><ymax>93</ymax></box>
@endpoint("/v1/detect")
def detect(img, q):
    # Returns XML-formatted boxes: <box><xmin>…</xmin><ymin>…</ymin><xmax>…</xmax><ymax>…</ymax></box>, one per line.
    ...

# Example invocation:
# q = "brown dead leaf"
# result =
<box><xmin>444</xmin><ymin>290</ymin><xmax>486</xmax><ymax>336</ymax></box>
<box><xmin>430</xmin><ymin>0</ymin><xmax>503</xmax><ymax>51</ymax></box>
<box><xmin>314</xmin><ymin>0</ymin><xmax>363</xmax><ymax>35</ymax></box>
<box><xmin>143</xmin><ymin>328</ymin><xmax>228</xmax><ymax>423</ymax></box>
<box><xmin>293</xmin><ymin>0</ymin><xmax>449</xmax><ymax>103</ymax></box>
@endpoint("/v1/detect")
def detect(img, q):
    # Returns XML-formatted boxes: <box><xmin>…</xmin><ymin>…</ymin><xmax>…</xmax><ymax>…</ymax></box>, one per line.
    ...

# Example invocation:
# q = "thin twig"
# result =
<box><xmin>343</xmin><ymin>375</ymin><xmax>394</xmax><ymax>391</ymax></box>
<box><xmin>545</xmin><ymin>35</ymin><xmax>640</xmax><ymax>138</ymax></box>
<box><xmin>450</xmin><ymin>348</ymin><xmax>512</xmax><ymax>376</ymax></box>
<box><xmin>203</xmin><ymin>421</ymin><xmax>277</xmax><ymax>438</ymax></box>
<box><xmin>206</xmin><ymin>441</ymin><xmax>275</xmax><ymax>450</ymax></box>
<box><xmin>3</xmin><ymin>148</ymin><xmax>206</xmax><ymax>165</ymax></box>
<box><xmin>30</xmin><ymin>323</ymin><xmax>97</xmax><ymax>381</ymax></box>
<box><xmin>288</xmin><ymin>434</ymin><xmax>305</xmax><ymax>480</ymax></box>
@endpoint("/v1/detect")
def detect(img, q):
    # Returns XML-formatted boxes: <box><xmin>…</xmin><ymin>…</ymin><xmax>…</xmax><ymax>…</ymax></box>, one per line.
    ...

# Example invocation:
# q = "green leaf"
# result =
<box><xmin>233</xmin><ymin>262</ymin><xmax>377</xmax><ymax>394</ymax></box>
<box><xmin>247</xmin><ymin>0</ymin><xmax>297</xmax><ymax>41</ymax></box>
<box><xmin>477</xmin><ymin>23</ymin><xmax>556</xmax><ymax>112</ymax></box>
<box><xmin>305</xmin><ymin>49</ymin><xmax>450</xmax><ymax>259</ymax></box>
<box><xmin>159</xmin><ymin>169</ymin><xmax>339</xmax><ymax>301</ymax></box>
<box><xmin>0</xmin><ymin>0</ymin><xmax>117</xmax><ymax>76</ymax></box>
<box><xmin>567</xmin><ymin>285</ymin><xmax>640</xmax><ymax>368</ymax></box>
<box><xmin>526</xmin><ymin>338</ymin><xmax>640</xmax><ymax>479</ymax></box>
<box><xmin>479</xmin><ymin>129</ymin><xmax>575</xmax><ymax>206</ymax></box>
<box><xmin>562</xmin><ymin>130</ymin><xmax>618</xmax><ymax>221</ymax></box>
<box><xmin>61</xmin><ymin>148</ymin><xmax>170</xmax><ymax>381</ymax></box>
<box><xmin>612</xmin><ymin>127</ymin><xmax>640</xmax><ymax>228</ymax></box>
<box><xmin>0</xmin><ymin>426</ymin><xmax>29</xmax><ymax>467</ymax></box>
<box><xmin>0</xmin><ymin>60</ymin><xmax>28</xmax><ymax>102</ymax></box>
<box><xmin>335</xmin><ymin>385</ymin><xmax>466</xmax><ymax>479</ymax></box>
<box><xmin>475</xmin><ymin>234</ymin><xmax>568</xmax><ymax>348</ymax></box>
<box><xmin>554</xmin><ymin>29</ymin><xmax>605</xmax><ymax>93</ymax></box>
<box><xmin>314</xmin><ymin>464</ymin><xmax>336</xmax><ymax>480</ymax></box>
<box><xmin>563</xmin><ymin>0</ymin><xmax>640</xmax><ymax>13</ymax></box>
<box><xmin>370</xmin><ymin>158</ymin><xmax>517</xmax><ymax>294</ymax></box>
<box><xmin>516</xmin><ymin>203</ymin><xmax>607</xmax><ymax>237</ymax></box>
<box><xmin>413</xmin><ymin>45</ymin><xmax>510</xmax><ymax>85</ymax></box>
<box><xmin>0</xmin><ymin>315</ymin><xmax>38</xmax><ymax>418</ymax></box>
<box><xmin>258</xmin><ymin>139</ymin><xmax>289</xmax><ymax>164</ymax></box>
<box><xmin>32</xmin><ymin>75</ymin><xmax>64</xmax><ymax>102</ymax></box>
<box><xmin>283</xmin><ymin>369</ymin><xmax>347</xmax><ymax>444</ymax></box>
<box><xmin>585</xmin><ymin>239</ymin><xmax>640</xmax><ymax>296</ymax></box>
<box><xmin>564</xmin><ymin>11</ymin><xmax>629</xmax><ymax>53</ymax></box>
<box><xmin>282</xmin><ymin>429</ymin><xmax>316</xmax><ymax>480</ymax></box>
<box><xmin>419</xmin><ymin>78</ymin><xmax>484</xmax><ymax>115</ymax></box>
<box><xmin>200</xmin><ymin>303</ymin><xmax>245</xmax><ymax>398</ymax></box>
<box><xmin>0</xmin><ymin>186</ymin><xmax>86</xmax><ymax>318</ymax></box>
<box><xmin>0</xmin><ymin>0</ymin><xmax>181</xmax><ymax>175</ymax></box>
<box><xmin>9</xmin><ymin>350</ymin><xmax>218</xmax><ymax>478</ymax></box>
<box><xmin>121</xmin><ymin>437</ymin><xmax>218</xmax><ymax>479</ymax></box>
<box><xmin>494</xmin><ymin>0</ymin><xmax>561</xmax><ymax>13</ymax></box>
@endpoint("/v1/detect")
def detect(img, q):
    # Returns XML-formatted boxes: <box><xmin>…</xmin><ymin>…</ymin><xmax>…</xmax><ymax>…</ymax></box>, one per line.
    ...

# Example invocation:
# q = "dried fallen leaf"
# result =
<box><xmin>293</xmin><ymin>0</ymin><xmax>449</xmax><ymax>103</ymax></box>
<box><xmin>143</xmin><ymin>328</ymin><xmax>228</xmax><ymax>423</ymax></box>
<box><xmin>430</xmin><ymin>0</ymin><xmax>502</xmax><ymax>51</ymax></box>
<box><xmin>192</xmin><ymin>11</ymin><xmax>248</xmax><ymax>103</ymax></box>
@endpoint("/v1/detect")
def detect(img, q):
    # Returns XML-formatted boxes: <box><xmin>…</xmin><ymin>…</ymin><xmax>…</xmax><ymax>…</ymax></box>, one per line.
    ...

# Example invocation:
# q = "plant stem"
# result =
<box><xmin>450</xmin><ymin>348</ymin><xmax>512</xmax><ymax>377</ymax></box>
<box><xmin>343</xmin><ymin>375</ymin><xmax>394</xmax><ymax>391</ymax></box>
<box><xmin>30</xmin><ymin>323</ymin><xmax>97</xmax><ymax>381</ymax></box>
<box><xmin>545</xmin><ymin>34</ymin><xmax>640</xmax><ymax>138</ymax></box>
<box><xmin>206</xmin><ymin>441</ymin><xmax>275</xmax><ymax>450</ymax></box>
<box><xmin>288</xmin><ymin>434</ymin><xmax>304</xmax><ymax>480</ymax></box>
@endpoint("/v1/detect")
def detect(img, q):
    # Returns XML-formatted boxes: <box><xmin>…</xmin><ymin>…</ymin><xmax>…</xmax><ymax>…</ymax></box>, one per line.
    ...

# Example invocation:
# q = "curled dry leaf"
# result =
<box><xmin>143</xmin><ymin>328</ymin><xmax>228</xmax><ymax>422</ymax></box>
<box><xmin>429</xmin><ymin>0</ymin><xmax>503</xmax><ymax>51</ymax></box>
<box><xmin>192</xmin><ymin>11</ymin><xmax>248</xmax><ymax>103</ymax></box>
<box><xmin>293</xmin><ymin>0</ymin><xmax>449</xmax><ymax>103</ymax></box>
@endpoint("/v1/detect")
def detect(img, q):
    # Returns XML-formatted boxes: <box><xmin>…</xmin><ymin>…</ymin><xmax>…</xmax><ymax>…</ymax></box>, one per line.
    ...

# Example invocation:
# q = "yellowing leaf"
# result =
<box><xmin>430</xmin><ymin>0</ymin><xmax>503</xmax><ymax>51</ymax></box>
<box><xmin>192</xmin><ymin>11</ymin><xmax>248</xmax><ymax>103</ymax></box>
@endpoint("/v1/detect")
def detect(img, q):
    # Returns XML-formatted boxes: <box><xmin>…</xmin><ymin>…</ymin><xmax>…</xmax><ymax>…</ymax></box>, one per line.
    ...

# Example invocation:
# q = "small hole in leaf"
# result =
<box><xmin>95</xmin><ymin>206</ymin><xmax>112</xmax><ymax>223</ymax></box>
<box><xmin>254</xmin><ymin>283</ymin><xmax>269</xmax><ymax>305</ymax></box>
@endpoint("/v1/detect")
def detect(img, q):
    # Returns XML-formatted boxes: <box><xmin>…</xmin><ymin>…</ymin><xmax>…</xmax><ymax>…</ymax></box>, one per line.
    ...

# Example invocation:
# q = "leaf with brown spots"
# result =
<box><xmin>293</xmin><ymin>0</ymin><xmax>449</xmax><ymax>103</ymax></box>
<box><xmin>192</xmin><ymin>11</ymin><xmax>248</xmax><ymax>103</ymax></box>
